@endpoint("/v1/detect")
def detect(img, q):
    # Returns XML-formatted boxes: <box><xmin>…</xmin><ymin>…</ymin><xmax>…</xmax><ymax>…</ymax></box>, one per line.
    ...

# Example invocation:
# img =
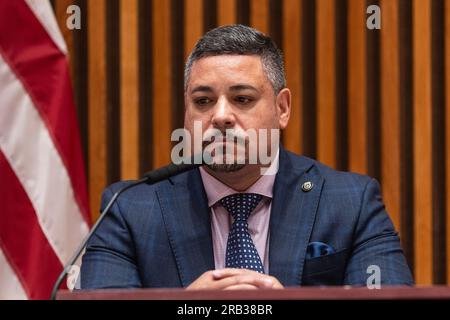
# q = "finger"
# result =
<box><xmin>214</xmin><ymin>274</ymin><xmax>275</xmax><ymax>290</ymax></box>
<box><xmin>223</xmin><ymin>284</ymin><xmax>259</xmax><ymax>290</ymax></box>
<box><xmin>207</xmin><ymin>274</ymin><xmax>249</xmax><ymax>290</ymax></box>
<box><xmin>212</xmin><ymin>268</ymin><xmax>256</xmax><ymax>279</ymax></box>
<box><xmin>272</xmin><ymin>282</ymin><xmax>284</xmax><ymax>289</ymax></box>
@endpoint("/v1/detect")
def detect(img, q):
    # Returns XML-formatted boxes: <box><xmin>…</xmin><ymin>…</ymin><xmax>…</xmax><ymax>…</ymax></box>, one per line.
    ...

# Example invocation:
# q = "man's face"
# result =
<box><xmin>184</xmin><ymin>55</ymin><xmax>290</xmax><ymax>171</ymax></box>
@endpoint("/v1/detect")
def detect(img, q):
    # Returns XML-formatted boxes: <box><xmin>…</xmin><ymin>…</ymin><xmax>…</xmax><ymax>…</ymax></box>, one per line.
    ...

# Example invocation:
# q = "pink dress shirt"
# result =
<box><xmin>199</xmin><ymin>155</ymin><xmax>278</xmax><ymax>274</ymax></box>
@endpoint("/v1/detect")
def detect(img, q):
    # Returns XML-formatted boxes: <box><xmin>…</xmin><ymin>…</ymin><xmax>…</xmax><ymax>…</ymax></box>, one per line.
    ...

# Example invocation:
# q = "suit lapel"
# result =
<box><xmin>156</xmin><ymin>169</ymin><xmax>214</xmax><ymax>287</ymax></box>
<box><xmin>269</xmin><ymin>149</ymin><xmax>324</xmax><ymax>286</ymax></box>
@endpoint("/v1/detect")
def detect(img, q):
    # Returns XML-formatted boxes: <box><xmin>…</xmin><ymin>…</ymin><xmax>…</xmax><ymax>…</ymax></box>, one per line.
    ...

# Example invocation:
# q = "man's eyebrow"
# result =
<box><xmin>190</xmin><ymin>86</ymin><xmax>213</xmax><ymax>94</ymax></box>
<box><xmin>229</xmin><ymin>84</ymin><xmax>259</xmax><ymax>92</ymax></box>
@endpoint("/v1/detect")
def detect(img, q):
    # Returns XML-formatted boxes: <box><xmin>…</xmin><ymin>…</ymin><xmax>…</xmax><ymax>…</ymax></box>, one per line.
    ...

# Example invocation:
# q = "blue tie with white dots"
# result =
<box><xmin>220</xmin><ymin>193</ymin><xmax>264</xmax><ymax>273</ymax></box>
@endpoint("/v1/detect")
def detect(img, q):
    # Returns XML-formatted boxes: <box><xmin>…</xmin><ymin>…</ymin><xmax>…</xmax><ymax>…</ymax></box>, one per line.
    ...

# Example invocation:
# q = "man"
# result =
<box><xmin>80</xmin><ymin>25</ymin><xmax>413</xmax><ymax>290</ymax></box>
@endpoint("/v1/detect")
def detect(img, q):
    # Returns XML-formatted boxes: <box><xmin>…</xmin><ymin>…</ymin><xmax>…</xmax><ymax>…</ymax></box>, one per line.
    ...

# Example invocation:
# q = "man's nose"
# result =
<box><xmin>211</xmin><ymin>97</ymin><xmax>235</xmax><ymax>130</ymax></box>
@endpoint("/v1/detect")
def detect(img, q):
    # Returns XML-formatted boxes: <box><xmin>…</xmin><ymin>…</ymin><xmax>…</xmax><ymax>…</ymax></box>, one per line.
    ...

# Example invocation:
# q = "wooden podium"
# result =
<box><xmin>57</xmin><ymin>286</ymin><xmax>450</xmax><ymax>300</ymax></box>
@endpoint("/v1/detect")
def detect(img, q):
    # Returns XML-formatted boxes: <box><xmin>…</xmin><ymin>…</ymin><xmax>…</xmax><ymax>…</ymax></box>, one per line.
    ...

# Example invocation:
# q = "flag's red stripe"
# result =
<box><xmin>0</xmin><ymin>151</ymin><xmax>63</xmax><ymax>300</ymax></box>
<box><xmin>0</xmin><ymin>0</ymin><xmax>90</xmax><ymax>225</ymax></box>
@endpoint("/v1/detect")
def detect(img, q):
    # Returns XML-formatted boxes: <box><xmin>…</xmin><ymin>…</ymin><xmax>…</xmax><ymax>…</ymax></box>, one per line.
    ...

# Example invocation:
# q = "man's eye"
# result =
<box><xmin>235</xmin><ymin>96</ymin><xmax>253</xmax><ymax>104</ymax></box>
<box><xmin>194</xmin><ymin>97</ymin><xmax>211</xmax><ymax>106</ymax></box>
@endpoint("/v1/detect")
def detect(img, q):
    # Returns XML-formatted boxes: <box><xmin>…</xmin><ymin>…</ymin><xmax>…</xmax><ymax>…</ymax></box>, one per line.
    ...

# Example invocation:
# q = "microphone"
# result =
<box><xmin>50</xmin><ymin>157</ymin><xmax>201</xmax><ymax>300</ymax></box>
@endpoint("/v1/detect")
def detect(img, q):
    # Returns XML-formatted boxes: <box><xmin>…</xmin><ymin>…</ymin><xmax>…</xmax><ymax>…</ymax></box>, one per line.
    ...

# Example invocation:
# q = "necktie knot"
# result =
<box><xmin>220</xmin><ymin>193</ymin><xmax>263</xmax><ymax>221</ymax></box>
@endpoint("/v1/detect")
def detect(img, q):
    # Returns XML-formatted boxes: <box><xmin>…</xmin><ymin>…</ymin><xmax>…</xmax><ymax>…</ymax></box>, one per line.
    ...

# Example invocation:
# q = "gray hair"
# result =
<box><xmin>184</xmin><ymin>24</ymin><xmax>286</xmax><ymax>95</ymax></box>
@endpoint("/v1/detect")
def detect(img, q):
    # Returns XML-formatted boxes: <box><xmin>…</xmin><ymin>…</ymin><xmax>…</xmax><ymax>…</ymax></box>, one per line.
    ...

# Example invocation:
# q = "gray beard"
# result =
<box><xmin>206</xmin><ymin>163</ymin><xmax>246</xmax><ymax>172</ymax></box>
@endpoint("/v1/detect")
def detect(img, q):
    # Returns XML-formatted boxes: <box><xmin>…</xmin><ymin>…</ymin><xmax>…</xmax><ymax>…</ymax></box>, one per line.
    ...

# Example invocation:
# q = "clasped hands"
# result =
<box><xmin>186</xmin><ymin>268</ymin><xmax>284</xmax><ymax>290</ymax></box>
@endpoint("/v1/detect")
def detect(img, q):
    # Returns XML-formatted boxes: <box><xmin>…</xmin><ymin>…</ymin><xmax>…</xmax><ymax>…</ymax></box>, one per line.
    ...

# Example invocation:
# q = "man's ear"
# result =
<box><xmin>276</xmin><ymin>88</ymin><xmax>291</xmax><ymax>129</ymax></box>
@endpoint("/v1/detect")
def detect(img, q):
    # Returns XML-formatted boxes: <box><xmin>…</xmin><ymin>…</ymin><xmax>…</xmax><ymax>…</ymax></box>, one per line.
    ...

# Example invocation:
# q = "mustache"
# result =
<box><xmin>202</xmin><ymin>134</ymin><xmax>249</xmax><ymax>147</ymax></box>
<box><xmin>202</xmin><ymin>129</ymin><xmax>248</xmax><ymax>147</ymax></box>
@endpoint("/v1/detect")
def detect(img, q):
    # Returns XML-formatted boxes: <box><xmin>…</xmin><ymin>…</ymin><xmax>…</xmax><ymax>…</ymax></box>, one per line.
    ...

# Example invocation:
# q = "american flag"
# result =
<box><xmin>0</xmin><ymin>0</ymin><xmax>90</xmax><ymax>299</ymax></box>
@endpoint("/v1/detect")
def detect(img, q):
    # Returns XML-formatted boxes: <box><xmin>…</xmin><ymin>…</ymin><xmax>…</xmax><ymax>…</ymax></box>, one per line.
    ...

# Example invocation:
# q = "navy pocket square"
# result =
<box><xmin>306</xmin><ymin>242</ymin><xmax>336</xmax><ymax>259</ymax></box>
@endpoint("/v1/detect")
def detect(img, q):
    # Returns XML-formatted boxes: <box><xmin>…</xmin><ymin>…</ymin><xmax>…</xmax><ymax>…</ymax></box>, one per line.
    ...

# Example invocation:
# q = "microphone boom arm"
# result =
<box><xmin>50</xmin><ymin>160</ymin><xmax>200</xmax><ymax>300</ymax></box>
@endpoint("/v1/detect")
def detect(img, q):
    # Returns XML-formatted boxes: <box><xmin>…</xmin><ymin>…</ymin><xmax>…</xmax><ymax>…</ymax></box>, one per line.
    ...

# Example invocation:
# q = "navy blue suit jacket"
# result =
<box><xmin>80</xmin><ymin>148</ymin><xmax>413</xmax><ymax>288</ymax></box>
